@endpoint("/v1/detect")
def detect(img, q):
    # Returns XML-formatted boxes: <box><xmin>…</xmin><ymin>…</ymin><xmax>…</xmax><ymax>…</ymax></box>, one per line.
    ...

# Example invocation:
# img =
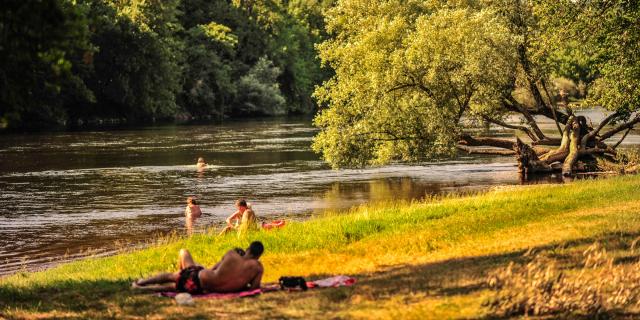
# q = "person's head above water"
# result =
<box><xmin>245</xmin><ymin>241</ymin><xmax>264</xmax><ymax>259</ymax></box>
<box><xmin>197</xmin><ymin>157</ymin><xmax>205</xmax><ymax>164</ymax></box>
<box><xmin>187</xmin><ymin>197</ymin><xmax>198</xmax><ymax>205</ymax></box>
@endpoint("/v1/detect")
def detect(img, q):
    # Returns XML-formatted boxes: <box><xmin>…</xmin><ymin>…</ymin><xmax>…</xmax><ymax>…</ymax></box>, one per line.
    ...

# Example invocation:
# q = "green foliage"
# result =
<box><xmin>80</xmin><ymin>0</ymin><xmax>183</xmax><ymax>122</ymax></box>
<box><xmin>200</xmin><ymin>22</ymin><xmax>238</xmax><ymax>48</ymax></box>
<box><xmin>535</xmin><ymin>0</ymin><xmax>640</xmax><ymax>117</ymax></box>
<box><xmin>177</xmin><ymin>0</ymin><xmax>330</xmax><ymax>117</ymax></box>
<box><xmin>0</xmin><ymin>0</ymin><xmax>91</xmax><ymax>129</ymax></box>
<box><xmin>313</xmin><ymin>0</ymin><xmax>640</xmax><ymax>168</ymax></box>
<box><xmin>181</xmin><ymin>24</ymin><xmax>234</xmax><ymax>118</ymax></box>
<box><xmin>1</xmin><ymin>0</ymin><xmax>331</xmax><ymax>130</ymax></box>
<box><xmin>256</xmin><ymin>0</ymin><xmax>333</xmax><ymax>114</ymax></box>
<box><xmin>234</xmin><ymin>57</ymin><xmax>287</xmax><ymax>115</ymax></box>
<box><xmin>313</xmin><ymin>1</ymin><xmax>518</xmax><ymax>167</ymax></box>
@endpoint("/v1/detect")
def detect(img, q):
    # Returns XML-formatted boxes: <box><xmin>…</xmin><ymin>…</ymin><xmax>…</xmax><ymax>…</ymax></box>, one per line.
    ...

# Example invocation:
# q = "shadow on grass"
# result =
<box><xmin>0</xmin><ymin>278</ymin><xmax>130</xmax><ymax>312</ymax></box>
<box><xmin>311</xmin><ymin>230</ymin><xmax>640</xmax><ymax>299</ymax></box>
<box><xmin>2</xmin><ymin>231</ymin><xmax>640</xmax><ymax>319</ymax></box>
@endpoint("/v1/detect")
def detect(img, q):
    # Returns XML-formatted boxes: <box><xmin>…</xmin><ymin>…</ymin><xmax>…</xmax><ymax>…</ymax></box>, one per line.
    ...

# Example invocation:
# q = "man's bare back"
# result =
<box><xmin>132</xmin><ymin>241</ymin><xmax>264</xmax><ymax>294</ymax></box>
<box><xmin>200</xmin><ymin>249</ymin><xmax>263</xmax><ymax>292</ymax></box>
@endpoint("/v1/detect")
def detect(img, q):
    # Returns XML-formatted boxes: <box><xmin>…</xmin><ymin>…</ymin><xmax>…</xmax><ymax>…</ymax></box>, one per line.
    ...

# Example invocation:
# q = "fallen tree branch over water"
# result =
<box><xmin>460</xmin><ymin>110</ymin><xmax>638</xmax><ymax>176</ymax></box>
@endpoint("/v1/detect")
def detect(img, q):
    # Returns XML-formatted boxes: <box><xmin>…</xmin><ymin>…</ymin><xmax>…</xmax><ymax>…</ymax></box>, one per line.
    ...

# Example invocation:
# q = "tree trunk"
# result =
<box><xmin>515</xmin><ymin>138</ymin><xmax>554</xmax><ymax>174</ymax></box>
<box><xmin>514</xmin><ymin>115</ymin><xmax>622</xmax><ymax>176</ymax></box>
<box><xmin>562</xmin><ymin>118</ymin><xmax>581</xmax><ymax>176</ymax></box>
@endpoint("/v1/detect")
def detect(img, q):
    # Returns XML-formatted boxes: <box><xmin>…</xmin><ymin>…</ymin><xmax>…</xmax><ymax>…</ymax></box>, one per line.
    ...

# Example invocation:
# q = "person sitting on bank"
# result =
<box><xmin>219</xmin><ymin>199</ymin><xmax>257</xmax><ymax>236</ymax></box>
<box><xmin>131</xmin><ymin>241</ymin><xmax>264</xmax><ymax>294</ymax></box>
<box><xmin>185</xmin><ymin>197</ymin><xmax>203</xmax><ymax>219</ymax></box>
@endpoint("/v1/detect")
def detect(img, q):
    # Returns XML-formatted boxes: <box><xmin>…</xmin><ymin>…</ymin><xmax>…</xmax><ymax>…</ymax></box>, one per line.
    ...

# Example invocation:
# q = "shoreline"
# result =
<box><xmin>0</xmin><ymin>179</ymin><xmax>549</xmax><ymax>278</ymax></box>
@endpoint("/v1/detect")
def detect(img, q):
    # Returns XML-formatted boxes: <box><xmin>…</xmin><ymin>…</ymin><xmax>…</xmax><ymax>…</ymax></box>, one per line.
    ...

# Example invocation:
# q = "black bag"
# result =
<box><xmin>279</xmin><ymin>276</ymin><xmax>308</xmax><ymax>291</ymax></box>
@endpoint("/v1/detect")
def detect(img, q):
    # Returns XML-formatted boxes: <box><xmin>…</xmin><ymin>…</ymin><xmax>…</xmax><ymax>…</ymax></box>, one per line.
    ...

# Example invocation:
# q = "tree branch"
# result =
<box><xmin>458</xmin><ymin>134</ymin><xmax>515</xmax><ymax>150</ymax></box>
<box><xmin>613</xmin><ymin>127</ymin><xmax>633</xmax><ymax>149</ymax></box>
<box><xmin>599</xmin><ymin>114</ymin><xmax>640</xmax><ymax>141</ymax></box>
<box><xmin>482</xmin><ymin>115</ymin><xmax>538</xmax><ymax>141</ymax></box>
<box><xmin>532</xmin><ymin>138</ymin><xmax>562</xmax><ymax>146</ymax></box>
<box><xmin>386</xmin><ymin>83</ymin><xmax>416</xmax><ymax>94</ymax></box>
<box><xmin>540</xmin><ymin>79</ymin><xmax>564</xmax><ymax>135</ymax></box>
<box><xmin>456</xmin><ymin>145</ymin><xmax>516</xmax><ymax>155</ymax></box>
<box><xmin>507</xmin><ymin>97</ymin><xmax>547</xmax><ymax>141</ymax></box>
<box><xmin>580</xmin><ymin>111</ymin><xmax>620</xmax><ymax>148</ymax></box>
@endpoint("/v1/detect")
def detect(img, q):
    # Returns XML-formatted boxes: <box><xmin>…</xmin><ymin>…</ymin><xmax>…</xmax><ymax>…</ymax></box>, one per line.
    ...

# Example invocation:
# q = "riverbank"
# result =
<box><xmin>2</xmin><ymin>175</ymin><xmax>640</xmax><ymax>319</ymax></box>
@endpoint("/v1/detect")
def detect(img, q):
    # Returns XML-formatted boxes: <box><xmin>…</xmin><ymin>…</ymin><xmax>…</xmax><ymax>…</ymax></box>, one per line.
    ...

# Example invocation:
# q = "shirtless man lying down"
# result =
<box><xmin>132</xmin><ymin>241</ymin><xmax>264</xmax><ymax>294</ymax></box>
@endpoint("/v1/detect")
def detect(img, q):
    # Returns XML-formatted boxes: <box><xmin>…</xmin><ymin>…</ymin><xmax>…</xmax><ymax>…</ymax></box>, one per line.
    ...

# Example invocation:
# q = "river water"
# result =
<box><xmin>0</xmin><ymin>115</ymin><xmax>637</xmax><ymax>275</ymax></box>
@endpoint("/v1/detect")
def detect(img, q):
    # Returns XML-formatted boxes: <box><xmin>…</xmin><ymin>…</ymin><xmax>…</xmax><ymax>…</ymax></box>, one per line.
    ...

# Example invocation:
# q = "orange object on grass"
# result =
<box><xmin>262</xmin><ymin>219</ymin><xmax>286</xmax><ymax>230</ymax></box>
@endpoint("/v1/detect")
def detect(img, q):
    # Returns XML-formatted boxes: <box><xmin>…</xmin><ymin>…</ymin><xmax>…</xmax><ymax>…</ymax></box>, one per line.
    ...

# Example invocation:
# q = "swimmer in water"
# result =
<box><xmin>185</xmin><ymin>197</ymin><xmax>203</xmax><ymax>235</ymax></box>
<box><xmin>196</xmin><ymin>157</ymin><xmax>206</xmax><ymax>170</ymax></box>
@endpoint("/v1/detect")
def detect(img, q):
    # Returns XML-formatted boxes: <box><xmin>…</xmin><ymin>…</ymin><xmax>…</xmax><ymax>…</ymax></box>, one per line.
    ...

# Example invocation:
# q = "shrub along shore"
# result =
<box><xmin>2</xmin><ymin>175</ymin><xmax>640</xmax><ymax>319</ymax></box>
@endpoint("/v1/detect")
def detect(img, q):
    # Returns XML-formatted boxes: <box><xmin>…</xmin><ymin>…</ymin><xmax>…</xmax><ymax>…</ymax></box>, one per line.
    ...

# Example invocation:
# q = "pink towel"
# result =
<box><xmin>157</xmin><ymin>275</ymin><xmax>356</xmax><ymax>300</ymax></box>
<box><xmin>159</xmin><ymin>288</ymin><xmax>262</xmax><ymax>299</ymax></box>
<box><xmin>307</xmin><ymin>275</ymin><xmax>357</xmax><ymax>288</ymax></box>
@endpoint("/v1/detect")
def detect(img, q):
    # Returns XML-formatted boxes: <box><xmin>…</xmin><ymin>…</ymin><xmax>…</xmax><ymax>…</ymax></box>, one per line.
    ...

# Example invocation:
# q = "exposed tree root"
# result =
<box><xmin>461</xmin><ymin>111</ymin><xmax>636</xmax><ymax>176</ymax></box>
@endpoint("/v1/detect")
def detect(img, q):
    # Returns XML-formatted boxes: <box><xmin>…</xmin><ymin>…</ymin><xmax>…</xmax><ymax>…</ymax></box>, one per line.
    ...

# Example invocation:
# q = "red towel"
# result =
<box><xmin>262</xmin><ymin>219</ymin><xmax>286</xmax><ymax>230</ymax></box>
<box><xmin>159</xmin><ymin>288</ymin><xmax>262</xmax><ymax>299</ymax></box>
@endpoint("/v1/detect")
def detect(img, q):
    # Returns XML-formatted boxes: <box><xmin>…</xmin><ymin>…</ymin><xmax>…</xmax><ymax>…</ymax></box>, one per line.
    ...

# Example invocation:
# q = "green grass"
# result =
<box><xmin>2</xmin><ymin>175</ymin><xmax>640</xmax><ymax>319</ymax></box>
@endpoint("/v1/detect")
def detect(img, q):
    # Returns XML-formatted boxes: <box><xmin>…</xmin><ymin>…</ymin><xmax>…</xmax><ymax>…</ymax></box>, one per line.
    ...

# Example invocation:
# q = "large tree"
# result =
<box><xmin>313</xmin><ymin>0</ymin><xmax>640</xmax><ymax>175</ymax></box>
<box><xmin>0</xmin><ymin>0</ymin><xmax>91</xmax><ymax>129</ymax></box>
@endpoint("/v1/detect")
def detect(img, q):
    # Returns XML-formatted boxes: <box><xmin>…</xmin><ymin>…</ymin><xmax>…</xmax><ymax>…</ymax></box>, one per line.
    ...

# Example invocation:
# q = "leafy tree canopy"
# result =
<box><xmin>1</xmin><ymin>0</ymin><xmax>332</xmax><ymax>130</ymax></box>
<box><xmin>313</xmin><ymin>1</ymin><xmax>518</xmax><ymax>167</ymax></box>
<box><xmin>313</xmin><ymin>0</ymin><xmax>640</xmax><ymax>171</ymax></box>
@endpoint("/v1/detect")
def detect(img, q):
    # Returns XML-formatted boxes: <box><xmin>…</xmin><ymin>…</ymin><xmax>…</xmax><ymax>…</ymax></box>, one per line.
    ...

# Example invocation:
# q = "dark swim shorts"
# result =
<box><xmin>176</xmin><ymin>265</ymin><xmax>205</xmax><ymax>294</ymax></box>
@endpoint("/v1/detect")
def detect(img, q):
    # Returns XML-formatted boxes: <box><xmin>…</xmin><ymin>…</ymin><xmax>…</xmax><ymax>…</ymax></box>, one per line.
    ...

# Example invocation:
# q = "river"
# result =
<box><xmin>0</xmin><ymin>114</ymin><xmax>637</xmax><ymax>275</ymax></box>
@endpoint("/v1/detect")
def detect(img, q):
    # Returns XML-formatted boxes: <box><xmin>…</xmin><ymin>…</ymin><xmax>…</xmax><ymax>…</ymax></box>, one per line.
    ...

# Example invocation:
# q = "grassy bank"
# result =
<box><xmin>2</xmin><ymin>175</ymin><xmax>640</xmax><ymax>319</ymax></box>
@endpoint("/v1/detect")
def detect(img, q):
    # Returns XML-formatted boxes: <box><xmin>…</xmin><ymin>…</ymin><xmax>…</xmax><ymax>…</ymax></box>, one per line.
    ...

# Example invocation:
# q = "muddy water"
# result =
<box><xmin>0</xmin><ymin>114</ymin><xmax>636</xmax><ymax>275</ymax></box>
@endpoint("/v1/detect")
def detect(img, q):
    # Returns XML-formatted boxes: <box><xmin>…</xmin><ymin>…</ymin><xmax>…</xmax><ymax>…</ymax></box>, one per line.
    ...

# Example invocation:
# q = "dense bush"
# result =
<box><xmin>234</xmin><ymin>57</ymin><xmax>287</xmax><ymax>116</ymax></box>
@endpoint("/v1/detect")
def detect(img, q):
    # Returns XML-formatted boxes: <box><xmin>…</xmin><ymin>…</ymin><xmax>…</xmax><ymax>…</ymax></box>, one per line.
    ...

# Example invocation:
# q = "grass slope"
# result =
<box><xmin>2</xmin><ymin>175</ymin><xmax>640</xmax><ymax>319</ymax></box>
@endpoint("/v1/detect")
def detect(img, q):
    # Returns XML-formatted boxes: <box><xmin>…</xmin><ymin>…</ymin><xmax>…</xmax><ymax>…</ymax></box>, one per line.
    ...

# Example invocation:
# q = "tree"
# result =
<box><xmin>0</xmin><ymin>0</ymin><xmax>91</xmax><ymax>129</ymax></box>
<box><xmin>261</xmin><ymin>0</ymin><xmax>335</xmax><ymax>114</ymax></box>
<box><xmin>313</xmin><ymin>0</ymin><xmax>640</xmax><ymax>175</ymax></box>
<box><xmin>234</xmin><ymin>56</ymin><xmax>286</xmax><ymax>115</ymax></box>
<box><xmin>180</xmin><ymin>22</ymin><xmax>237</xmax><ymax>118</ymax></box>
<box><xmin>81</xmin><ymin>0</ymin><xmax>183</xmax><ymax>122</ymax></box>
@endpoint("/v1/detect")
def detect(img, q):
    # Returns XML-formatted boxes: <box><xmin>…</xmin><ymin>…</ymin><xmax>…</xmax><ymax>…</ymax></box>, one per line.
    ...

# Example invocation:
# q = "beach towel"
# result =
<box><xmin>157</xmin><ymin>275</ymin><xmax>356</xmax><ymax>300</ymax></box>
<box><xmin>159</xmin><ymin>288</ymin><xmax>263</xmax><ymax>299</ymax></box>
<box><xmin>307</xmin><ymin>275</ymin><xmax>357</xmax><ymax>288</ymax></box>
<box><xmin>262</xmin><ymin>219</ymin><xmax>286</xmax><ymax>230</ymax></box>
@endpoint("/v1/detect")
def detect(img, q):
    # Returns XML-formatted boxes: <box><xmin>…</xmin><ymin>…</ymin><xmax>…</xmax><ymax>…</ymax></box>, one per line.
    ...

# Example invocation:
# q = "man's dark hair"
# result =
<box><xmin>247</xmin><ymin>241</ymin><xmax>264</xmax><ymax>258</ymax></box>
<box><xmin>236</xmin><ymin>199</ymin><xmax>247</xmax><ymax>207</ymax></box>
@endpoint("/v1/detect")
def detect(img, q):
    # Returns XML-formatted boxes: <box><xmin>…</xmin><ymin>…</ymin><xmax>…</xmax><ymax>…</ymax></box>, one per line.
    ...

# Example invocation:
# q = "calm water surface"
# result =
<box><xmin>0</xmin><ymin>115</ymin><xmax>637</xmax><ymax>275</ymax></box>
